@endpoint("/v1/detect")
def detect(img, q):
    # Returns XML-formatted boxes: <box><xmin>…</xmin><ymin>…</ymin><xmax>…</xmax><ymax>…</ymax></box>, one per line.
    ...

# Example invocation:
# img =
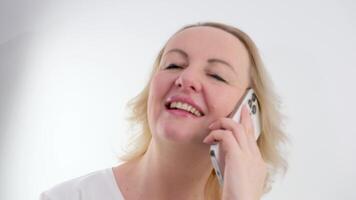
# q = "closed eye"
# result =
<box><xmin>209</xmin><ymin>74</ymin><xmax>227</xmax><ymax>83</ymax></box>
<box><xmin>164</xmin><ymin>64</ymin><xmax>227</xmax><ymax>83</ymax></box>
<box><xmin>165</xmin><ymin>64</ymin><xmax>182</xmax><ymax>69</ymax></box>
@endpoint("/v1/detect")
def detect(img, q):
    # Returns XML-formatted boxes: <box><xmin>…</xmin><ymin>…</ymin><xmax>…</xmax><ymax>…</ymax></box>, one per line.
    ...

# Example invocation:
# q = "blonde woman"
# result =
<box><xmin>41</xmin><ymin>22</ymin><xmax>287</xmax><ymax>200</ymax></box>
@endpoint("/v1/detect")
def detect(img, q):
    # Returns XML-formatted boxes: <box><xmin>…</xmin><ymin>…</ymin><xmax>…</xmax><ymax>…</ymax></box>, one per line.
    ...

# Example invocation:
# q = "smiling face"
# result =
<box><xmin>147</xmin><ymin>26</ymin><xmax>251</xmax><ymax>144</ymax></box>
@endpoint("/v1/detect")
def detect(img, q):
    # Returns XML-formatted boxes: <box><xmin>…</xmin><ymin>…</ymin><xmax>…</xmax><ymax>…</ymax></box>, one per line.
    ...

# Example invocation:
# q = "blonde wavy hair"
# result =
<box><xmin>119</xmin><ymin>22</ymin><xmax>288</xmax><ymax>200</ymax></box>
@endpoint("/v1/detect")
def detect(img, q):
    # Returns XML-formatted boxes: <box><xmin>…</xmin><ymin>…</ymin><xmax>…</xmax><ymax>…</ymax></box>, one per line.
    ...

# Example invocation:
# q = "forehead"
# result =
<box><xmin>164</xmin><ymin>26</ymin><xmax>248</xmax><ymax>63</ymax></box>
<box><xmin>163</xmin><ymin>26</ymin><xmax>250</xmax><ymax>79</ymax></box>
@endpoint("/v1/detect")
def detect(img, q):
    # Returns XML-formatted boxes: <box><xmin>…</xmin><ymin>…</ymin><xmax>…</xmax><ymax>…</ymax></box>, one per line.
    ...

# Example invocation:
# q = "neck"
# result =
<box><xmin>121</xmin><ymin>138</ymin><xmax>213</xmax><ymax>200</ymax></box>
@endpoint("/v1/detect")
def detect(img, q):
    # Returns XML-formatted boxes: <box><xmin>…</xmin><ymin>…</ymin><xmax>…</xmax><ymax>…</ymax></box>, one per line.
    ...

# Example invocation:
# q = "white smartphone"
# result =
<box><xmin>209</xmin><ymin>88</ymin><xmax>261</xmax><ymax>186</ymax></box>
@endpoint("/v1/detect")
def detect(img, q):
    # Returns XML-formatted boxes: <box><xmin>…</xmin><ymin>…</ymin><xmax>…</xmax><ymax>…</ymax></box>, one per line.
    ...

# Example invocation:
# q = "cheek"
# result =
<box><xmin>149</xmin><ymin>72</ymin><xmax>173</xmax><ymax>103</ymax></box>
<box><xmin>207</xmin><ymin>87</ymin><xmax>242</xmax><ymax>117</ymax></box>
<box><xmin>147</xmin><ymin>73</ymin><xmax>174</xmax><ymax>125</ymax></box>
<box><xmin>148</xmin><ymin>76</ymin><xmax>162</xmax><ymax>117</ymax></box>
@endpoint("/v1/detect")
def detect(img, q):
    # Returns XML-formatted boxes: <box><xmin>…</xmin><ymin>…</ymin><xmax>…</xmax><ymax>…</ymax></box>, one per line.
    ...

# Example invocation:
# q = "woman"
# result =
<box><xmin>41</xmin><ymin>22</ymin><xmax>287</xmax><ymax>200</ymax></box>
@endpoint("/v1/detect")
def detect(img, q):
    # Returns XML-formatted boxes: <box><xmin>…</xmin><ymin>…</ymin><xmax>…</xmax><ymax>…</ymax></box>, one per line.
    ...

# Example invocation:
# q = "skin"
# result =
<box><xmin>113</xmin><ymin>26</ymin><xmax>267</xmax><ymax>200</ymax></box>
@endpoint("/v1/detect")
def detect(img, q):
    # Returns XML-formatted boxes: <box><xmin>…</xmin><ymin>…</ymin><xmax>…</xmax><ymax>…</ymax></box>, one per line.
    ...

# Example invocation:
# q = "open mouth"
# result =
<box><xmin>165</xmin><ymin>101</ymin><xmax>205</xmax><ymax>117</ymax></box>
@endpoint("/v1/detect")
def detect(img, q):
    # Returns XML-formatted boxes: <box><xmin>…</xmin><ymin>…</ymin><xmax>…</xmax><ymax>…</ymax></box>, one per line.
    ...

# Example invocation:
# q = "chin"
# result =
<box><xmin>157</xmin><ymin>124</ymin><xmax>204</xmax><ymax>144</ymax></box>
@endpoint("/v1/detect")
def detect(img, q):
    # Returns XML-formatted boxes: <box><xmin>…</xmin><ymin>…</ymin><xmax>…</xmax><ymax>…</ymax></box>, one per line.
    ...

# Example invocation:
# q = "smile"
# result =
<box><xmin>166</xmin><ymin>101</ymin><xmax>204</xmax><ymax>117</ymax></box>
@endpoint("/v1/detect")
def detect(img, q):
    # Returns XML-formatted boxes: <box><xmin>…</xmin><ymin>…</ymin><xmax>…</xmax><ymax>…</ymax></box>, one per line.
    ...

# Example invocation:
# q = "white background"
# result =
<box><xmin>1</xmin><ymin>0</ymin><xmax>355</xmax><ymax>199</ymax></box>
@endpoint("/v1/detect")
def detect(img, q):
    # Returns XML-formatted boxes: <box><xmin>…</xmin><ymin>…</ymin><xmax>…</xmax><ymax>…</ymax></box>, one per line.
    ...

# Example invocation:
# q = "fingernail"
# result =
<box><xmin>243</xmin><ymin>104</ymin><xmax>250</xmax><ymax>115</ymax></box>
<box><xmin>208</xmin><ymin>122</ymin><xmax>215</xmax><ymax>129</ymax></box>
<box><xmin>202</xmin><ymin>137</ymin><xmax>209</xmax><ymax>143</ymax></box>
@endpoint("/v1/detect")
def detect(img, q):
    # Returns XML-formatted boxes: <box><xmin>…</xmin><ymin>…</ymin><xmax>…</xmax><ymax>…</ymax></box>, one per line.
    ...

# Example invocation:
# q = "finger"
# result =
<box><xmin>240</xmin><ymin>104</ymin><xmax>254</xmax><ymax>139</ymax></box>
<box><xmin>209</xmin><ymin>118</ymin><xmax>250</xmax><ymax>153</ymax></box>
<box><xmin>203</xmin><ymin>129</ymin><xmax>241</xmax><ymax>155</ymax></box>
<box><xmin>240</xmin><ymin>104</ymin><xmax>261</xmax><ymax>155</ymax></box>
<box><xmin>234</xmin><ymin>123</ymin><xmax>251</xmax><ymax>154</ymax></box>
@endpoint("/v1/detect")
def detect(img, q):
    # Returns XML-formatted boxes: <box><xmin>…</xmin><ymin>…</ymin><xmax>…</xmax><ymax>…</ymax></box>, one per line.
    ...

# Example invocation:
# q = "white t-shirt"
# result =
<box><xmin>40</xmin><ymin>168</ymin><xmax>125</xmax><ymax>200</ymax></box>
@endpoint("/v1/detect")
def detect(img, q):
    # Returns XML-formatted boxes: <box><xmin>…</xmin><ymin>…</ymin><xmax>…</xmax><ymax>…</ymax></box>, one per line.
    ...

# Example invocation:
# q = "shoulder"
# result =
<box><xmin>40</xmin><ymin>168</ymin><xmax>118</xmax><ymax>200</ymax></box>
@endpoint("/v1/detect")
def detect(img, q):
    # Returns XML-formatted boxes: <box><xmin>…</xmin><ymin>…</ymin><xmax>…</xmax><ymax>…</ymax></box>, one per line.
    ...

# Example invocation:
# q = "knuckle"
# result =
<box><xmin>222</xmin><ymin>117</ymin><xmax>234</xmax><ymax>125</ymax></box>
<box><xmin>235</xmin><ymin>124</ymin><xmax>245</xmax><ymax>134</ymax></box>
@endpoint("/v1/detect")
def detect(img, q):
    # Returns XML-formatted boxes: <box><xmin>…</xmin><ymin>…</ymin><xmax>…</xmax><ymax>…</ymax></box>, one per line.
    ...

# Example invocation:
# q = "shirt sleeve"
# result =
<box><xmin>39</xmin><ymin>192</ymin><xmax>51</xmax><ymax>200</ymax></box>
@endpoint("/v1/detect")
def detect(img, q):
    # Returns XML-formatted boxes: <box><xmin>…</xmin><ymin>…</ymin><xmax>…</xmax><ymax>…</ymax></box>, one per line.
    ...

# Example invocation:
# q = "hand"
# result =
<box><xmin>203</xmin><ymin>105</ymin><xmax>267</xmax><ymax>200</ymax></box>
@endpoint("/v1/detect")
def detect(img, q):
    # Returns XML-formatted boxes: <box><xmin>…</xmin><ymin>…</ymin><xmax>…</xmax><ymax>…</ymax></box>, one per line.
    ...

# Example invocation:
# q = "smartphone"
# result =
<box><xmin>209</xmin><ymin>88</ymin><xmax>261</xmax><ymax>186</ymax></box>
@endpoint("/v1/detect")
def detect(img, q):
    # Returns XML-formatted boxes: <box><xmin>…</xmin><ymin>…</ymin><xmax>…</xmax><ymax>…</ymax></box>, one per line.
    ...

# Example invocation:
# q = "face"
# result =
<box><xmin>147</xmin><ymin>26</ymin><xmax>251</xmax><ymax>144</ymax></box>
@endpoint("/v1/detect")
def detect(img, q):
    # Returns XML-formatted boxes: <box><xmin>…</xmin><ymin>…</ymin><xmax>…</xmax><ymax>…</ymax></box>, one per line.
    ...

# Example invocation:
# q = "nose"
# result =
<box><xmin>174</xmin><ymin>67</ymin><xmax>202</xmax><ymax>92</ymax></box>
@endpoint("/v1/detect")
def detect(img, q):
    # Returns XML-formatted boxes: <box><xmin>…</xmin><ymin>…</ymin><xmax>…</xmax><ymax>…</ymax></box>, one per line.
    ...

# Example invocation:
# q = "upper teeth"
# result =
<box><xmin>169</xmin><ymin>102</ymin><xmax>202</xmax><ymax>117</ymax></box>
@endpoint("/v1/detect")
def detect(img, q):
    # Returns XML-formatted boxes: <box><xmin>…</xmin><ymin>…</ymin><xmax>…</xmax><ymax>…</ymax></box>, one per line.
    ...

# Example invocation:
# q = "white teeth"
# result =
<box><xmin>182</xmin><ymin>104</ymin><xmax>187</xmax><ymax>110</ymax></box>
<box><xmin>187</xmin><ymin>105</ymin><xmax>192</xmax><ymax>111</ymax></box>
<box><xmin>169</xmin><ymin>101</ymin><xmax>203</xmax><ymax>117</ymax></box>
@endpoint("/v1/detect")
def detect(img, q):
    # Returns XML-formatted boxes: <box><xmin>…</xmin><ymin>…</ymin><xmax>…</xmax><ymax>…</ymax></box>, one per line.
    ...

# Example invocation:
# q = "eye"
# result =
<box><xmin>165</xmin><ymin>63</ymin><xmax>182</xmax><ymax>69</ymax></box>
<box><xmin>209</xmin><ymin>73</ymin><xmax>227</xmax><ymax>83</ymax></box>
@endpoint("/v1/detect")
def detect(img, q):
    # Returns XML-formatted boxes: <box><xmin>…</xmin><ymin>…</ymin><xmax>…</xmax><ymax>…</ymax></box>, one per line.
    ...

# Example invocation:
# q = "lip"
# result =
<box><xmin>166</xmin><ymin>109</ymin><xmax>199</xmax><ymax>118</ymax></box>
<box><xmin>165</xmin><ymin>95</ymin><xmax>205</xmax><ymax>116</ymax></box>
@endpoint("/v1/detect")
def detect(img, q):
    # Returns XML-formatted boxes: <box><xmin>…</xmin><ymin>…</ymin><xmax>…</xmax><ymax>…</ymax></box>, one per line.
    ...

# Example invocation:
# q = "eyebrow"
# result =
<box><xmin>164</xmin><ymin>48</ymin><xmax>188</xmax><ymax>59</ymax></box>
<box><xmin>207</xmin><ymin>58</ymin><xmax>236</xmax><ymax>74</ymax></box>
<box><xmin>164</xmin><ymin>48</ymin><xmax>237</xmax><ymax>75</ymax></box>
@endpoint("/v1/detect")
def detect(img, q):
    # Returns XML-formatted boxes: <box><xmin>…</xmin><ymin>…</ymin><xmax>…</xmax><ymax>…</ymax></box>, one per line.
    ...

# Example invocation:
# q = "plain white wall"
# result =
<box><xmin>1</xmin><ymin>0</ymin><xmax>355</xmax><ymax>199</ymax></box>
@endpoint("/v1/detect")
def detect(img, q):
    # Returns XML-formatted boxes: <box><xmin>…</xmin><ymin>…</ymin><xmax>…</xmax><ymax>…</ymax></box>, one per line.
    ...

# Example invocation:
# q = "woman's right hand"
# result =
<box><xmin>203</xmin><ymin>105</ymin><xmax>267</xmax><ymax>200</ymax></box>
